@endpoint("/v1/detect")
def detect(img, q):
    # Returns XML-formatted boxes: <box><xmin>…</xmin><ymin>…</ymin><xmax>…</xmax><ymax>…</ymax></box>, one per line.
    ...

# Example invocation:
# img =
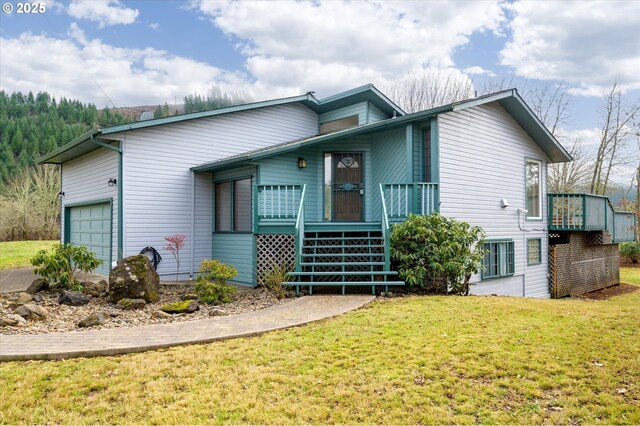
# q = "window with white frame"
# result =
<box><xmin>526</xmin><ymin>159</ymin><xmax>542</xmax><ymax>219</ymax></box>
<box><xmin>483</xmin><ymin>240</ymin><xmax>515</xmax><ymax>279</ymax></box>
<box><xmin>527</xmin><ymin>238</ymin><xmax>542</xmax><ymax>265</ymax></box>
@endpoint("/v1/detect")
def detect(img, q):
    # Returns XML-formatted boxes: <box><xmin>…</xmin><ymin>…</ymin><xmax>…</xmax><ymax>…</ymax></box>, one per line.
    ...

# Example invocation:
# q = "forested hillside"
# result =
<box><xmin>0</xmin><ymin>90</ymin><xmax>133</xmax><ymax>183</ymax></box>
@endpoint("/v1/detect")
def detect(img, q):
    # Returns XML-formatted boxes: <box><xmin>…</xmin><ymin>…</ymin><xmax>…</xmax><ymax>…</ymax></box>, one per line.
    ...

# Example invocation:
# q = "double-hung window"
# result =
<box><xmin>526</xmin><ymin>159</ymin><xmax>542</xmax><ymax>220</ymax></box>
<box><xmin>215</xmin><ymin>178</ymin><xmax>252</xmax><ymax>232</ymax></box>
<box><xmin>483</xmin><ymin>240</ymin><xmax>515</xmax><ymax>279</ymax></box>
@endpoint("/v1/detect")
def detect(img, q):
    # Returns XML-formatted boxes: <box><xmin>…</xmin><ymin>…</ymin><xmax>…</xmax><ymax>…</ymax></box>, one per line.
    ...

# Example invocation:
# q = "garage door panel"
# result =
<box><xmin>67</xmin><ymin>202</ymin><xmax>112</xmax><ymax>275</ymax></box>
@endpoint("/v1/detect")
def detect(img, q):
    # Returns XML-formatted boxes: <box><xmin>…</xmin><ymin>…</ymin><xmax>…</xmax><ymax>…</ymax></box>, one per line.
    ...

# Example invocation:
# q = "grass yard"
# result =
<box><xmin>621</xmin><ymin>266</ymin><xmax>640</xmax><ymax>285</ymax></box>
<box><xmin>1</xmin><ymin>273</ymin><xmax>639</xmax><ymax>424</ymax></box>
<box><xmin>0</xmin><ymin>240</ymin><xmax>57</xmax><ymax>270</ymax></box>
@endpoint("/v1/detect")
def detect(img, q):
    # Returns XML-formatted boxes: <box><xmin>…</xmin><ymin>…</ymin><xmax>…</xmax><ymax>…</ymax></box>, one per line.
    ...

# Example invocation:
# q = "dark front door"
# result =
<box><xmin>332</xmin><ymin>152</ymin><xmax>363</xmax><ymax>221</ymax></box>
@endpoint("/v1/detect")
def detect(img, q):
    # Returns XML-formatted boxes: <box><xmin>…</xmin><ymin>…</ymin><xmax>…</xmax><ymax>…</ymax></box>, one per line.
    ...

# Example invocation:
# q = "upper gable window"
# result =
<box><xmin>526</xmin><ymin>159</ymin><xmax>542</xmax><ymax>220</ymax></box>
<box><xmin>319</xmin><ymin>115</ymin><xmax>359</xmax><ymax>134</ymax></box>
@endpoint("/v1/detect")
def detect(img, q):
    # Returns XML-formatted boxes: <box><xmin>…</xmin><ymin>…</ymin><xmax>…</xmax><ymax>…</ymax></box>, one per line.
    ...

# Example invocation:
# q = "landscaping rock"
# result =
<box><xmin>0</xmin><ymin>316</ymin><xmax>18</xmax><ymax>326</ymax></box>
<box><xmin>181</xmin><ymin>293</ymin><xmax>199</xmax><ymax>301</ymax></box>
<box><xmin>58</xmin><ymin>290</ymin><xmax>91</xmax><ymax>306</ymax></box>
<box><xmin>209</xmin><ymin>308</ymin><xmax>227</xmax><ymax>316</ymax></box>
<box><xmin>15</xmin><ymin>292</ymin><xmax>34</xmax><ymax>305</ymax></box>
<box><xmin>26</xmin><ymin>278</ymin><xmax>49</xmax><ymax>294</ymax></box>
<box><xmin>151</xmin><ymin>310</ymin><xmax>172</xmax><ymax>319</ymax></box>
<box><xmin>32</xmin><ymin>294</ymin><xmax>44</xmax><ymax>303</ymax></box>
<box><xmin>160</xmin><ymin>300</ymin><xmax>198</xmax><ymax>314</ymax></box>
<box><xmin>14</xmin><ymin>304</ymin><xmax>48</xmax><ymax>321</ymax></box>
<box><xmin>108</xmin><ymin>255</ymin><xmax>159</xmax><ymax>303</ymax></box>
<box><xmin>116</xmin><ymin>298</ymin><xmax>147</xmax><ymax>310</ymax></box>
<box><xmin>84</xmin><ymin>280</ymin><xmax>108</xmax><ymax>297</ymax></box>
<box><xmin>77</xmin><ymin>311</ymin><xmax>111</xmax><ymax>328</ymax></box>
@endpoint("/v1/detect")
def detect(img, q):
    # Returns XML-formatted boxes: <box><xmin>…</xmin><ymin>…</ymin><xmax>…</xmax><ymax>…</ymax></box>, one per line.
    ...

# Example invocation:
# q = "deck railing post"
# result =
<box><xmin>253</xmin><ymin>185</ymin><xmax>259</xmax><ymax>233</ymax></box>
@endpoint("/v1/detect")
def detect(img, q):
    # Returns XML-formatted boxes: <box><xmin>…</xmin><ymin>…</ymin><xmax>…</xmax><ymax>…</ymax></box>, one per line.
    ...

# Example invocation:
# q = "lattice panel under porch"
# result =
<box><xmin>256</xmin><ymin>234</ymin><xmax>295</xmax><ymax>286</ymax></box>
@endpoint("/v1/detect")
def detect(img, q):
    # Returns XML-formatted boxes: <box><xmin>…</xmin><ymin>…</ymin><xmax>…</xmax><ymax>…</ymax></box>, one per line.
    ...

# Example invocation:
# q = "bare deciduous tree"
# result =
<box><xmin>0</xmin><ymin>165</ymin><xmax>60</xmax><ymax>241</ymax></box>
<box><xmin>378</xmin><ymin>68</ymin><xmax>474</xmax><ymax>113</ymax></box>
<box><xmin>590</xmin><ymin>83</ymin><xmax>640</xmax><ymax>195</ymax></box>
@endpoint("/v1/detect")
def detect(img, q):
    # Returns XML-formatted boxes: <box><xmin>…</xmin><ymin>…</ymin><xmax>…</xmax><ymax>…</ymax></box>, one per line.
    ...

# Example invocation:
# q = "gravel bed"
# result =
<box><xmin>0</xmin><ymin>283</ymin><xmax>290</xmax><ymax>335</ymax></box>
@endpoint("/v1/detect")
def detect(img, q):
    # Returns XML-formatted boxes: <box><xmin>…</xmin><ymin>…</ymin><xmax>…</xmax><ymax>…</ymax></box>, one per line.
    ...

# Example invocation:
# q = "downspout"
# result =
<box><xmin>59</xmin><ymin>164</ymin><xmax>64</xmax><ymax>243</ymax></box>
<box><xmin>190</xmin><ymin>170</ymin><xmax>196</xmax><ymax>279</ymax></box>
<box><xmin>91</xmin><ymin>135</ymin><xmax>124</xmax><ymax>260</ymax></box>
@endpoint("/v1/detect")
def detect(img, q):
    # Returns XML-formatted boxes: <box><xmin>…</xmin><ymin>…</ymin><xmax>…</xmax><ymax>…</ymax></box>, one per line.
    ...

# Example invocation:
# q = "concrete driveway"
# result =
<box><xmin>0</xmin><ymin>268</ymin><xmax>105</xmax><ymax>294</ymax></box>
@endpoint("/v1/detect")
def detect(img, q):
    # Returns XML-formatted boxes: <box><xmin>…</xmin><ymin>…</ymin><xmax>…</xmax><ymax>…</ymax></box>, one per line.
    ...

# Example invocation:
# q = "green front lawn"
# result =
<box><xmin>621</xmin><ymin>266</ymin><xmax>640</xmax><ymax>285</ymax></box>
<box><xmin>0</xmin><ymin>240</ymin><xmax>57</xmax><ymax>270</ymax></box>
<box><xmin>1</xmin><ymin>275</ymin><xmax>639</xmax><ymax>424</ymax></box>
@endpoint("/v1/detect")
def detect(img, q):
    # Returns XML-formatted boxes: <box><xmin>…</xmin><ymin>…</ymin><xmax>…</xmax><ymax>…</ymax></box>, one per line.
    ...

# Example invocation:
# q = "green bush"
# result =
<box><xmin>194</xmin><ymin>280</ymin><xmax>237</xmax><ymax>304</ymax></box>
<box><xmin>30</xmin><ymin>243</ymin><xmax>102</xmax><ymax>290</ymax></box>
<box><xmin>390</xmin><ymin>213</ymin><xmax>486</xmax><ymax>295</ymax></box>
<box><xmin>262</xmin><ymin>262</ymin><xmax>293</xmax><ymax>300</ymax></box>
<box><xmin>620</xmin><ymin>242</ymin><xmax>640</xmax><ymax>264</ymax></box>
<box><xmin>195</xmin><ymin>259</ymin><xmax>238</xmax><ymax>304</ymax></box>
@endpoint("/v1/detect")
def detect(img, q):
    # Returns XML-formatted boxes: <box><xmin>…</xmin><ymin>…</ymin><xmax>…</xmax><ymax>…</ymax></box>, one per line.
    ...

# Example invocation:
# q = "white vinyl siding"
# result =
<box><xmin>61</xmin><ymin>145</ymin><xmax>118</xmax><ymax>268</ymax></box>
<box><xmin>438</xmin><ymin>103</ymin><xmax>550</xmax><ymax>298</ymax></box>
<box><xmin>118</xmin><ymin>102</ymin><xmax>318</xmax><ymax>280</ymax></box>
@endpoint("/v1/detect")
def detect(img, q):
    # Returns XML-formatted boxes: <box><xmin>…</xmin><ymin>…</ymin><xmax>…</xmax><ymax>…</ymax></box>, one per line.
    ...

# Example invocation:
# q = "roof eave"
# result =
<box><xmin>37</xmin><ymin>128</ymin><xmax>102</xmax><ymax>164</ymax></box>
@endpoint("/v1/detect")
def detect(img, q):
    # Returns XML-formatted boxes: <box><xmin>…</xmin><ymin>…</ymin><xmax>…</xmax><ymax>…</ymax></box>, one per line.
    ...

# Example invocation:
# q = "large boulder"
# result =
<box><xmin>108</xmin><ymin>255</ymin><xmax>159</xmax><ymax>303</ymax></box>
<box><xmin>58</xmin><ymin>290</ymin><xmax>91</xmax><ymax>306</ymax></box>
<box><xmin>26</xmin><ymin>278</ymin><xmax>49</xmax><ymax>294</ymax></box>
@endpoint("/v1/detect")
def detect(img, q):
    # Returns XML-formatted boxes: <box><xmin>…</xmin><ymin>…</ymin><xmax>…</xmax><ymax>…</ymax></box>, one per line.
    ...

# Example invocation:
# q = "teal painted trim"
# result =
<box><xmin>251</xmin><ymin>234</ymin><xmax>257</xmax><ymax>287</ymax></box>
<box><xmin>526</xmin><ymin>238</ymin><xmax>542</xmax><ymax>265</ymax></box>
<box><xmin>37</xmin><ymin>128</ymin><xmax>100</xmax><ymax>164</ymax></box>
<box><xmin>430</xmin><ymin>118</ymin><xmax>440</xmax><ymax>211</ymax></box>
<box><xmin>405</xmin><ymin>124</ymin><xmax>413</xmax><ymax>181</ymax></box>
<box><xmin>63</xmin><ymin>198</ymin><xmax>114</xmax><ymax>209</ymax></box>
<box><xmin>117</xmin><ymin>141</ymin><xmax>123</xmax><ymax>259</ymax></box>
<box><xmin>102</xmin><ymin>94</ymin><xmax>314</xmax><ymax>135</ymax></box>
<box><xmin>91</xmin><ymin>135</ymin><xmax>122</xmax><ymax>153</ymax></box>
<box><xmin>63</xmin><ymin>198</ymin><xmax>113</xmax><ymax>274</ymax></box>
<box><xmin>252</xmin><ymin>184</ymin><xmax>259</xmax><ymax>234</ymax></box>
<box><xmin>191</xmin><ymin>105</ymin><xmax>453</xmax><ymax>173</ymax></box>
<box><xmin>365</xmin><ymin>101</ymin><xmax>370</xmax><ymax>124</ymax></box>
<box><xmin>257</xmin><ymin>225</ymin><xmax>295</xmax><ymax>234</ymax></box>
<box><xmin>481</xmin><ymin>239</ymin><xmax>514</xmax><ymax>280</ymax></box>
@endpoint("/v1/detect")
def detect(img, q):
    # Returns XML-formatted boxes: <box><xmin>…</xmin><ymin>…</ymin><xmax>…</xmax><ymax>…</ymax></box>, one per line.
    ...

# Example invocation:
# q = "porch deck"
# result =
<box><xmin>254</xmin><ymin>183</ymin><xmax>439</xmax><ymax>294</ymax></box>
<box><xmin>548</xmin><ymin>193</ymin><xmax>636</xmax><ymax>243</ymax></box>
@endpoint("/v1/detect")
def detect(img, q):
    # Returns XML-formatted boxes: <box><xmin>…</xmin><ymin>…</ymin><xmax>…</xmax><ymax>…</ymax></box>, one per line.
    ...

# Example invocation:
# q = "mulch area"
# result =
<box><xmin>575</xmin><ymin>283</ymin><xmax>639</xmax><ymax>301</ymax></box>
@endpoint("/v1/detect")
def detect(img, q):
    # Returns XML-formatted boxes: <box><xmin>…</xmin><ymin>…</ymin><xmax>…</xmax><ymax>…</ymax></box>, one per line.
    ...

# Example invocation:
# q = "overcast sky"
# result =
<box><xmin>1</xmin><ymin>0</ymin><xmax>639</xmax><ymax>182</ymax></box>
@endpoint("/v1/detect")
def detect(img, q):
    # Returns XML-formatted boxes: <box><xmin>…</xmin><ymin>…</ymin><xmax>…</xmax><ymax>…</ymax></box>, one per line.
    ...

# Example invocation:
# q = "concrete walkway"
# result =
<box><xmin>0</xmin><ymin>295</ymin><xmax>375</xmax><ymax>361</ymax></box>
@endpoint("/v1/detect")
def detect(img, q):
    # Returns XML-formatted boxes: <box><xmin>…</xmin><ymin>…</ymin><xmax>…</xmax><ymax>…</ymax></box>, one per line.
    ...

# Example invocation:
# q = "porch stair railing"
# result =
<box><xmin>548</xmin><ymin>193</ymin><xmax>636</xmax><ymax>243</ymax></box>
<box><xmin>381</xmin><ymin>182</ymin><xmax>438</xmax><ymax>221</ymax></box>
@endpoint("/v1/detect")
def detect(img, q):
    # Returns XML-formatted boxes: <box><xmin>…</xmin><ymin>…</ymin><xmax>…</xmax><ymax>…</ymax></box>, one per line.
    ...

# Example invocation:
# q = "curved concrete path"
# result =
<box><xmin>0</xmin><ymin>295</ymin><xmax>375</xmax><ymax>361</ymax></box>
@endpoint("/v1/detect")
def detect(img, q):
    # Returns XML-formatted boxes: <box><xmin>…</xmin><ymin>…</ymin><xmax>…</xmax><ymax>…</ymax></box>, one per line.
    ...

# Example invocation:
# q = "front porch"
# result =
<box><xmin>254</xmin><ymin>182</ymin><xmax>438</xmax><ymax>294</ymax></box>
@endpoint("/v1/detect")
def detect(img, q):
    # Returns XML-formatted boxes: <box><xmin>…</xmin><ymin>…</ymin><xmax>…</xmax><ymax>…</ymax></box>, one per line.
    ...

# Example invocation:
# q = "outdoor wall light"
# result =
<box><xmin>57</xmin><ymin>191</ymin><xmax>65</xmax><ymax>198</ymax></box>
<box><xmin>108</xmin><ymin>178</ymin><xmax>118</xmax><ymax>187</ymax></box>
<box><xmin>298</xmin><ymin>157</ymin><xmax>307</xmax><ymax>169</ymax></box>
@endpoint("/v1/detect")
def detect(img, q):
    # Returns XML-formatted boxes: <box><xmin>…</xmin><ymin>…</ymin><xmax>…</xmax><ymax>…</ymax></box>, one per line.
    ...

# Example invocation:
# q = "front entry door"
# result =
<box><xmin>332</xmin><ymin>152</ymin><xmax>363</xmax><ymax>221</ymax></box>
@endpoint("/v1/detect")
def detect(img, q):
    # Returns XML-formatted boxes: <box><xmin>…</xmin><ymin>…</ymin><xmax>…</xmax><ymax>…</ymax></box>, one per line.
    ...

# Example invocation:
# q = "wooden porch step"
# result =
<box><xmin>301</xmin><ymin>261</ymin><xmax>385</xmax><ymax>267</ymax></box>
<box><xmin>301</xmin><ymin>253</ymin><xmax>383</xmax><ymax>258</ymax></box>
<box><xmin>284</xmin><ymin>280</ymin><xmax>405</xmax><ymax>296</ymax></box>
<box><xmin>288</xmin><ymin>270</ymin><xmax>398</xmax><ymax>276</ymax></box>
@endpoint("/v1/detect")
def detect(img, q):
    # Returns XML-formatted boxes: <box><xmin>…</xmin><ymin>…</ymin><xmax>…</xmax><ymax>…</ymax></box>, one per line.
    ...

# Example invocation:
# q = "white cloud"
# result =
<box><xmin>463</xmin><ymin>66</ymin><xmax>497</xmax><ymax>77</ymax></box>
<box><xmin>0</xmin><ymin>27</ymin><xmax>249</xmax><ymax>107</ymax></box>
<box><xmin>500</xmin><ymin>1</ymin><xmax>640</xmax><ymax>96</ymax></box>
<box><xmin>149</xmin><ymin>23</ymin><xmax>160</xmax><ymax>31</ymax></box>
<box><xmin>192</xmin><ymin>0</ymin><xmax>505</xmax><ymax>97</ymax></box>
<box><xmin>68</xmin><ymin>0</ymin><xmax>139</xmax><ymax>28</ymax></box>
